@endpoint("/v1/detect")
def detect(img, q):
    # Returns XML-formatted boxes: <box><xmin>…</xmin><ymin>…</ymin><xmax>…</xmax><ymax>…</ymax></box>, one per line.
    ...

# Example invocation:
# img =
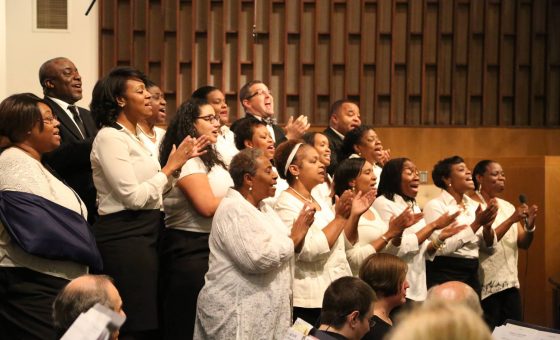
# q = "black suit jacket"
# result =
<box><xmin>42</xmin><ymin>97</ymin><xmax>98</xmax><ymax>224</ymax></box>
<box><xmin>323</xmin><ymin>127</ymin><xmax>345</xmax><ymax>176</ymax></box>
<box><xmin>231</xmin><ymin>113</ymin><xmax>287</xmax><ymax>147</ymax></box>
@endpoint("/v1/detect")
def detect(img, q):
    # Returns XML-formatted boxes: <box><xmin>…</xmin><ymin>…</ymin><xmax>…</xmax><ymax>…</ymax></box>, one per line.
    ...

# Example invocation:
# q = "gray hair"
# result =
<box><xmin>229</xmin><ymin>148</ymin><xmax>264</xmax><ymax>190</ymax></box>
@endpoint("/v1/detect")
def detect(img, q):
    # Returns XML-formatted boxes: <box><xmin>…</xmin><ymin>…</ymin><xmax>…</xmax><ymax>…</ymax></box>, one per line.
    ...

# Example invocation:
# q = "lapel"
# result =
<box><xmin>44</xmin><ymin>97</ymin><xmax>84</xmax><ymax>140</ymax></box>
<box><xmin>78</xmin><ymin>107</ymin><xmax>98</xmax><ymax>137</ymax></box>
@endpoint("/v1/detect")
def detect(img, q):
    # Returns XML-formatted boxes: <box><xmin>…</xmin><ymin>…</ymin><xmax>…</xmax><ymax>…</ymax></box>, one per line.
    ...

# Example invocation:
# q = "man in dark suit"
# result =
<box><xmin>40</xmin><ymin>57</ymin><xmax>98</xmax><ymax>224</ymax></box>
<box><xmin>232</xmin><ymin>80</ymin><xmax>309</xmax><ymax>146</ymax></box>
<box><xmin>324</xmin><ymin>99</ymin><xmax>362</xmax><ymax>175</ymax></box>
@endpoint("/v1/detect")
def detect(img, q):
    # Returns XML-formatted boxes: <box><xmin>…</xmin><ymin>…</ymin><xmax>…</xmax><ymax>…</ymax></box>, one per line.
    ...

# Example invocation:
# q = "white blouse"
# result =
<box><xmin>372</xmin><ymin>194</ymin><xmax>433</xmax><ymax>301</ymax></box>
<box><xmin>194</xmin><ymin>189</ymin><xmax>294</xmax><ymax>339</ymax></box>
<box><xmin>423</xmin><ymin>190</ymin><xmax>496</xmax><ymax>259</ymax></box>
<box><xmin>478</xmin><ymin>197</ymin><xmax>520</xmax><ymax>300</ymax></box>
<box><xmin>274</xmin><ymin>190</ymin><xmax>352</xmax><ymax>308</ymax></box>
<box><xmin>215</xmin><ymin>125</ymin><xmax>238</xmax><ymax>167</ymax></box>
<box><xmin>163</xmin><ymin>156</ymin><xmax>233</xmax><ymax>233</ymax></box>
<box><xmin>137</xmin><ymin>125</ymin><xmax>166</xmax><ymax>161</ymax></box>
<box><xmin>0</xmin><ymin>147</ymin><xmax>88</xmax><ymax>280</ymax></box>
<box><xmin>91</xmin><ymin>125</ymin><xmax>171</xmax><ymax>215</ymax></box>
<box><xmin>345</xmin><ymin>206</ymin><xmax>400</xmax><ymax>276</ymax></box>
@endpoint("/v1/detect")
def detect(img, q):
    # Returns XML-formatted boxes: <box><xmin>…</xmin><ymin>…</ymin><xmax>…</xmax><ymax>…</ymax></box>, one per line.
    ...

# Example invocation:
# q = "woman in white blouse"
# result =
<box><xmin>423</xmin><ymin>155</ymin><xmax>498</xmax><ymax>295</ymax></box>
<box><xmin>471</xmin><ymin>160</ymin><xmax>537</xmax><ymax>329</ymax></box>
<box><xmin>341</xmin><ymin>125</ymin><xmax>390</xmax><ymax>185</ymax></box>
<box><xmin>194</xmin><ymin>148</ymin><xmax>313</xmax><ymax>339</ymax></box>
<box><xmin>0</xmin><ymin>93</ymin><xmax>90</xmax><ymax>339</ymax></box>
<box><xmin>159</xmin><ymin>98</ymin><xmax>234</xmax><ymax>339</ymax></box>
<box><xmin>233</xmin><ymin>118</ymin><xmax>288</xmax><ymax>206</ymax></box>
<box><xmin>332</xmin><ymin>157</ymin><xmax>423</xmax><ymax>276</ymax></box>
<box><xmin>90</xmin><ymin>67</ymin><xmax>202</xmax><ymax>339</ymax></box>
<box><xmin>137</xmin><ymin>79</ymin><xmax>167</xmax><ymax>160</ymax></box>
<box><xmin>273</xmin><ymin>140</ymin><xmax>374</xmax><ymax>325</ymax></box>
<box><xmin>373</xmin><ymin>158</ymin><xmax>463</xmax><ymax>303</ymax></box>
<box><xmin>192</xmin><ymin>86</ymin><xmax>238</xmax><ymax>167</ymax></box>
<box><xmin>303</xmin><ymin>131</ymin><xmax>333</xmax><ymax>203</ymax></box>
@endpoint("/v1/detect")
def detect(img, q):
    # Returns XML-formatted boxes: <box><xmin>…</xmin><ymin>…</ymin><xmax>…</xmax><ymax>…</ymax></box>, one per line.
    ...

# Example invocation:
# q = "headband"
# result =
<box><xmin>284</xmin><ymin>143</ymin><xmax>303</xmax><ymax>176</ymax></box>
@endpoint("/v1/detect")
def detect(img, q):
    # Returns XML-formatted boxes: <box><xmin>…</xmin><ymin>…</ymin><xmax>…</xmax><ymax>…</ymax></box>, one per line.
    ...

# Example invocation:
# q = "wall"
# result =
<box><xmin>2</xmin><ymin>0</ymin><xmax>98</xmax><ymax>106</ymax></box>
<box><xmin>98</xmin><ymin>0</ymin><xmax>560</xmax><ymax>127</ymax></box>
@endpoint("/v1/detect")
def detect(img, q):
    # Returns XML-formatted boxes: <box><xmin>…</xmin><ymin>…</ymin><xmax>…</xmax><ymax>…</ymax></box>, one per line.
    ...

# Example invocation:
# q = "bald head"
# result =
<box><xmin>53</xmin><ymin>275</ymin><xmax>124</xmax><ymax>339</ymax></box>
<box><xmin>425</xmin><ymin>281</ymin><xmax>483</xmax><ymax>316</ymax></box>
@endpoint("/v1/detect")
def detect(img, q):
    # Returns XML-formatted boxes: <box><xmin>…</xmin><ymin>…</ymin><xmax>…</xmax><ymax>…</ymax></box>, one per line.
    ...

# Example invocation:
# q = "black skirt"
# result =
<box><xmin>93</xmin><ymin>209</ymin><xmax>161</xmax><ymax>332</ymax></box>
<box><xmin>426</xmin><ymin>256</ymin><xmax>481</xmax><ymax>296</ymax></box>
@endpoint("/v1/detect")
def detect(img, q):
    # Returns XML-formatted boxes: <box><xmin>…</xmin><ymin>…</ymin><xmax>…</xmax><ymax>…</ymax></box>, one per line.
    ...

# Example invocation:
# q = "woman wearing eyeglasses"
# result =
<box><xmin>0</xmin><ymin>93</ymin><xmax>91</xmax><ymax>339</ymax></box>
<box><xmin>159</xmin><ymin>98</ymin><xmax>234</xmax><ymax>339</ymax></box>
<box><xmin>359</xmin><ymin>253</ymin><xmax>409</xmax><ymax>340</ymax></box>
<box><xmin>192</xmin><ymin>86</ymin><xmax>238</xmax><ymax>167</ymax></box>
<box><xmin>90</xmin><ymin>67</ymin><xmax>204</xmax><ymax>339</ymax></box>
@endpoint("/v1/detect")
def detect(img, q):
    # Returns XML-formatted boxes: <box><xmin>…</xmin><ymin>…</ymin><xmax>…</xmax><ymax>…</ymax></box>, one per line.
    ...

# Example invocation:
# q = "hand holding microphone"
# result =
<box><xmin>518</xmin><ymin>194</ymin><xmax>538</xmax><ymax>232</ymax></box>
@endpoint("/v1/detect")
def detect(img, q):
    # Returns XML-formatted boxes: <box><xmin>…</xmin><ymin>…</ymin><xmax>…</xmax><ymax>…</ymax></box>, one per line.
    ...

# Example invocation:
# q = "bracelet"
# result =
<box><xmin>380</xmin><ymin>235</ymin><xmax>389</xmax><ymax>244</ymax></box>
<box><xmin>431</xmin><ymin>236</ymin><xmax>444</xmax><ymax>250</ymax></box>
<box><xmin>524</xmin><ymin>224</ymin><xmax>536</xmax><ymax>233</ymax></box>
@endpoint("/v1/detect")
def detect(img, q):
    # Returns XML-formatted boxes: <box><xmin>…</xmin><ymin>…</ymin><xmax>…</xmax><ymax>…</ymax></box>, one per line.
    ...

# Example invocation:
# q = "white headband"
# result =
<box><xmin>284</xmin><ymin>143</ymin><xmax>303</xmax><ymax>176</ymax></box>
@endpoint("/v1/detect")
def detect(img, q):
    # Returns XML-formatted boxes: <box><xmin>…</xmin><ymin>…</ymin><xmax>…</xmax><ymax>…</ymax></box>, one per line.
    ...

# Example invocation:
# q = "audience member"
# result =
<box><xmin>90</xmin><ymin>67</ymin><xmax>203</xmax><ymax>339</ymax></box>
<box><xmin>323</xmin><ymin>100</ymin><xmax>362</xmax><ymax>175</ymax></box>
<box><xmin>423</xmin><ymin>155</ymin><xmax>498</xmax><ymax>295</ymax></box>
<box><xmin>333</xmin><ymin>158</ymin><xmax>420</xmax><ymax>275</ymax></box>
<box><xmin>0</xmin><ymin>93</ymin><xmax>90</xmax><ymax>339</ymax></box>
<box><xmin>471</xmin><ymin>160</ymin><xmax>538</xmax><ymax>329</ymax></box>
<box><xmin>386</xmin><ymin>301</ymin><xmax>492</xmax><ymax>340</ymax></box>
<box><xmin>137</xmin><ymin>79</ymin><xmax>167</xmax><ymax>160</ymax></box>
<box><xmin>40</xmin><ymin>57</ymin><xmax>99</xmax><ymax>225</ymax></box>
<box><xmin>159</xmin><ymin>98</ymin><xmax>233</xmax><ymax>339</ymax></box>
<box><xmin>313</xmin><ymin>276</ymin><xmax>376</xmax><ymax>340</ymax></box>
<box><xmin>303</xmin><ymin>131</ymin><xmax>333</xmax><ymax>202</ymax></box>
<box><xmin>194</xmin><ymin>149</ymin><xmax>313</xmax><ymax>339</ymax></box>
<box><xmin>274</xmin><ymin>140</ymin><xmax>371</xmax><ymax>325</ymax></box>
<box><xmin>232</xmin><ymin>80</ymin><xmax>309</xmax><ymax>146</ymax></box>
<box><xmin>192</xmin><ymin>86</ymin><xmax>238</xmax><ymax>166</ymax></box>
<box><xmin>425</xmin><ymin>281</ymin><xmax>483</xmax><ymax>316</ymax></box>
<box><xmin>52</xmin><ymin>274</ymin><xmax>125</xmax><ymax>340</ymax></box>
<box><xmin>373</xmin><ymin>158</ymin><xmax>463</xmax><ymax>302</ymax></box>
<box><xmin>359</xmin><ymin>253</ymin><xmax>409</xmax><ymax>340</ymax></box>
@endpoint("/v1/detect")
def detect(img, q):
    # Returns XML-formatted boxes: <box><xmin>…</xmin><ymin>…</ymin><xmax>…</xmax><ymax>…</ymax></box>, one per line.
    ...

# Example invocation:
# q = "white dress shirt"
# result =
<box><xmin>163</xmin><ymin>156</ymin><xmax>233</xmax><ymax>233</ymax></box>
<box><xmin>48</xmin><ymin>96</ymin><xmax>86</xmax><ymax>138</ymax></box>
<box><xmin>274</xmin><ymin>191</ymin><xmax>352</xmax><ymax>308</ymax></box>
<box><xmin>194</xmin><ymin>189</ymin><xmax>294</xmax><ymax>339</ymax></box>
<box><xmin>423</xmin><ymin>190</ymin><xmax>496</xmax><ymax>259</ymax></box>
<box><xmin>372</xmin><ymin>194</ymin><xmax>434</xmax><ymax>301</ymax></box>
<box><xmin>91</xmin><ymin>125</ymin><xmax>171</xmax><ymax>215</ymax></box>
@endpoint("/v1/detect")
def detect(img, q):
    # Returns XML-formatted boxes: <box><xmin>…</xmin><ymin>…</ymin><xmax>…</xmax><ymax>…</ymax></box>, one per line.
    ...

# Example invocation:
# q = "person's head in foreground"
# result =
<box><xmin>425</xmin><ymin>280</ymin><xmax>483</xmax><ymax>316</ymax></box>
<box><xmin>316</xmin><ymin>276</ymin><xmax>377</xmax><ymax>340</ymax></box>
<box><xmin>52</xmin><ymin>274</ymin><xmax>125</xmax><ymax>340</ymax></box>
<box><xmin>386</xmin><ymin>301</ymin><xmax>491</xmax><ymax>340</ymax></box>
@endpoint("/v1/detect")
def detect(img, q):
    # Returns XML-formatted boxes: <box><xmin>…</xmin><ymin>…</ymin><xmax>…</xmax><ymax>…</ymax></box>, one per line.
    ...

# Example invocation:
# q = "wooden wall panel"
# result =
<box><xmin>99</xmin><ymin>0</ymin><xmax>560</xmax><ymax>126</ymax></box>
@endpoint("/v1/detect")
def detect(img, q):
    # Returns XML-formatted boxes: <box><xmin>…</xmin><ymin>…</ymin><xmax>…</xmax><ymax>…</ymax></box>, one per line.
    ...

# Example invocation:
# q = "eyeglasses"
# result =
<box><xmin>197</xmin><ymin>115</ymin><xmax>219</xmax><ymax>123</ymax></box>
<box><xmin>42</xmin><ymin>115</ymin><xmax>58</xmax><ymax>124</ymax></box>
<box><xmin>246</xmin><ymin>88</ymin><xmax>273</xmax><ymax>99</ymax></box>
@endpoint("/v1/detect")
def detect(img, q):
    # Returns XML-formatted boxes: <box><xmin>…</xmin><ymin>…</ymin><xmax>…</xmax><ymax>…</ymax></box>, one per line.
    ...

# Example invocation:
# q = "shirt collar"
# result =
<box><xmin>440</xmin><ymin>189</ymin><xmax>472</xmax><ymax>207</ymax></box>
<box><xmin>47</xmin><ymin>96</ymin><xmax>73</xmax><ymax>111</ymax></box>
<box><xmin>330</xmin><ymin>127</ymin><xmax>345</xmax><ymax>140</ymax></box>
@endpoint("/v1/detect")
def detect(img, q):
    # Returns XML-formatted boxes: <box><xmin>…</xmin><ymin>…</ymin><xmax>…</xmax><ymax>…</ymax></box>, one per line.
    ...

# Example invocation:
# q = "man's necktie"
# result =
<box><xmin>68</xmin><ymin>105</ymin><xmax>87</xmax><ymax>138</ymax></box>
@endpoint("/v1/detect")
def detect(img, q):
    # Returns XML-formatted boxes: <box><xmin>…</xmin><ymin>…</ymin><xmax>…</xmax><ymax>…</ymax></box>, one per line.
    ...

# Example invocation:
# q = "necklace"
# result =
<box><xmin>138</xmin><ymin>125</ymin><xmax>156</xmax><ymax>139</ymax></box>
<box><xmin>289</xmin><ymin>187</ymin><xmax>314</xmax><ymax>204</ymax></box>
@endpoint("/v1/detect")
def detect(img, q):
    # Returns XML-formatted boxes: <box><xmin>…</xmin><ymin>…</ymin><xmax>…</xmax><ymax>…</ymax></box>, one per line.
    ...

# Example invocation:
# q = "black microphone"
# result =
<box><xmin>519</xmin><ymin>194</ymin><xmax>529</xmax><ymax>228</ymax></box>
